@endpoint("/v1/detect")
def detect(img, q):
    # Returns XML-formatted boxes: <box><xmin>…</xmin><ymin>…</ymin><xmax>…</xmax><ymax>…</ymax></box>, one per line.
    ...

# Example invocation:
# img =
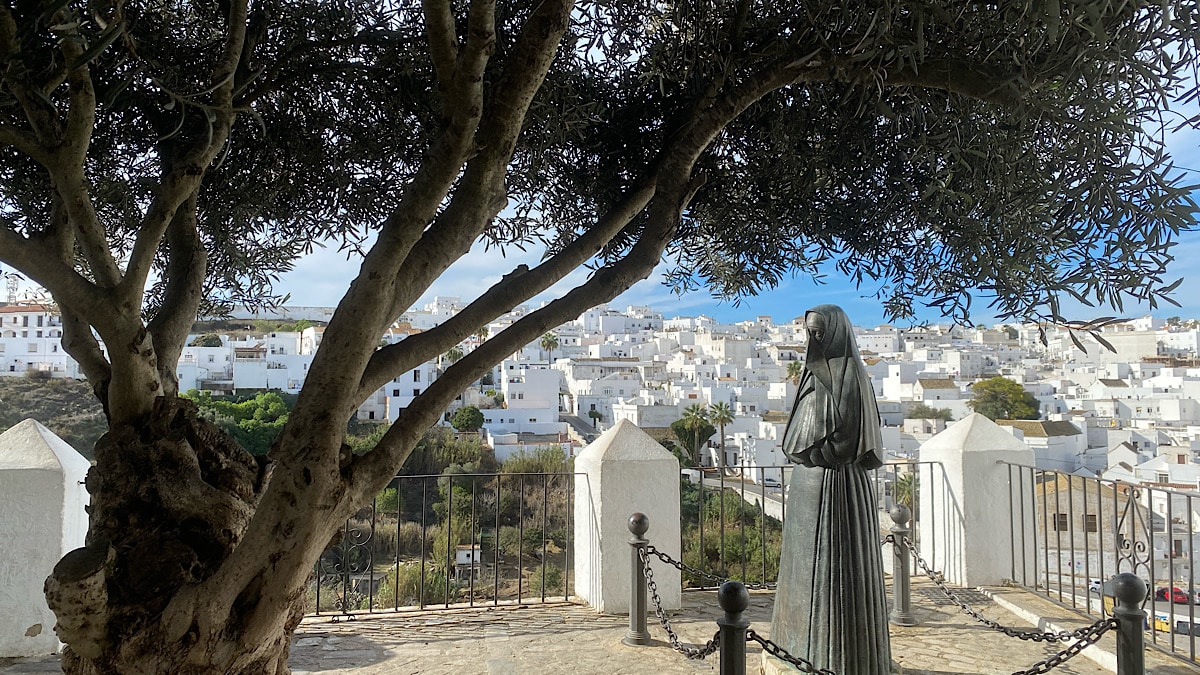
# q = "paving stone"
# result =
<box><xmin>3</xmin><ymin>579</ymin><xmax>1194</xmax><ymax>674</ymax></box>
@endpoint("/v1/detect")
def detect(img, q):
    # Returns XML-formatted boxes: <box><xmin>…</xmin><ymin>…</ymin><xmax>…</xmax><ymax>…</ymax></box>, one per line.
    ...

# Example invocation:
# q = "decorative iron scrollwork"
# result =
<box><xmin>317</xmin><ymin>502</ymin><xmax>376</xmax><ymax>617</ymax></box>
<box><xmin>1114</xmin><ymin>485</ymin><xmax>1151</xmax><ymax>581</ymax></box>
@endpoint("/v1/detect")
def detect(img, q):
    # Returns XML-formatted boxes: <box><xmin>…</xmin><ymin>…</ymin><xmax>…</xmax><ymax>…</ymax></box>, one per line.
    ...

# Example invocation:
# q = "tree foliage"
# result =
<box><xmin>672</xmin><ymin>415</ymin><xmax>716</xmax><ymax>463</ymax></box>
<box><xmin>183</xmin><ymin>390</ymin><xmax>290</xmax><ymax>455</ymax></box>
<box><xmin>540</xmin><ymin>331</ymin><xmax>559</xmax><ymax>362</ymax></box>
<box><xmin>500</xmin><ymin>445</ymin><xmax>572</xmax><ymax>474</ymax></box>
<box><xmin>1</xmin><ymin>1</ymin><xmax>1197</xmax><ymax>671</ymax></box>
<box><xmin>967</xmin><ymin>377</ymin><xmax>1040</xmax><ymax>421</ymax></box>
<box><xmin>450</xmin><ymin>405</ymin><xmax>484</xmax><ymax>432</ymax></box>
<box><xmin>786</xmin><ymin>360</ymin><xmax>804</xmax><ymax>383</ymax></box>
<box><xmin>189</xmin><ymin>334</ymin><xmax>223</xmax><ymax>348</ymax></box>
<box><xmin>907</xmin><ymin>403</ymin><xmax>954</xmax><ymax>422</ymax></box>
<box><xmin>709</xmin><ymin>401</ymin><xmax>734</xmax><ymax>469</ymax></box>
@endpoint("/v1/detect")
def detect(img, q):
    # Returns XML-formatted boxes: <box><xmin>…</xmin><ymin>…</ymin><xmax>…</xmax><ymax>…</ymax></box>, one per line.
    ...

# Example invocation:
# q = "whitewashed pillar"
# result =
<box><xmin>574</xmin><ymin>419</ymin><xmax>681</xmax><ymax>613</ymax></box>
<box><xmin>0</xmin><ymin>419</ymin><xmax>90</xmax><ymax>657</ymax></box>
<box><xmin>918</xmin><ymin>413</ymin><xmax>1037</xmax><ymax>587</ymax></box>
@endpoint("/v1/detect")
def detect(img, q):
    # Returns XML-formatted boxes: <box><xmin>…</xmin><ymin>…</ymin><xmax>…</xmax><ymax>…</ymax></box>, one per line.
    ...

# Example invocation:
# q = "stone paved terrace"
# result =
<box><xmin>1</xmin><ymin>579</ymin><xmax>1194</xmax><ymax>674</ymax></box>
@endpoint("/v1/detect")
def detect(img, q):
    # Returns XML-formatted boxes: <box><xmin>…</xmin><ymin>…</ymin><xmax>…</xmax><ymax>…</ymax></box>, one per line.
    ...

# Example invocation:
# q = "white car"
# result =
<box><xmin>761</xmin><ymin>477</ymin><xmax>781</xmax><ymax>489</ymax></box>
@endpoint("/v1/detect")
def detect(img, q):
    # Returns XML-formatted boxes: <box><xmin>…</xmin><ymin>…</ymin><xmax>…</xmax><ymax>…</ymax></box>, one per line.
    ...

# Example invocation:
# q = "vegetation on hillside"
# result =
<box><xmin>0</xmin><ymin>377</ymin><xmax>105</xmax><ymax>460</ymax></box>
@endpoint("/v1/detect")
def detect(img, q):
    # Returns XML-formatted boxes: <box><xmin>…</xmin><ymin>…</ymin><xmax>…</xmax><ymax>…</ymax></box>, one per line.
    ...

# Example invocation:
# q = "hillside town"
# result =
<box><xmin>4</xmin><ymin>298</ymin><xmax>1200</xmax><ymax>494</ymax></box>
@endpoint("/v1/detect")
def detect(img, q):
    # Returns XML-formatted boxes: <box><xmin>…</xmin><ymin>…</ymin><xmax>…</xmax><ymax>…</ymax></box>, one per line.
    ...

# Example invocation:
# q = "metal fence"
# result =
<box><xmin>309</xmin><ymin>471</ymin><xmax>577</xmax><ymax>616</ymax></box>
<box><xmin>681</xmin><ymin>461</ymin><xmax>944</xmax><ymax>589</ymax></box>
<box><xmin>1001</xmin><ymin>462</ymin><xmax>1199</xmax><ymax>665</ymax></box>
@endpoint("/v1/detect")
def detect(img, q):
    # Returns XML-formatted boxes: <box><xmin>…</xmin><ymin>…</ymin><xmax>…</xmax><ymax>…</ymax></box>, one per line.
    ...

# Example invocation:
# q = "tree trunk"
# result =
<box><xmin>45</xmin><ymin>398</ymin><xmax>306</xmax><ymax>674</ymax></box>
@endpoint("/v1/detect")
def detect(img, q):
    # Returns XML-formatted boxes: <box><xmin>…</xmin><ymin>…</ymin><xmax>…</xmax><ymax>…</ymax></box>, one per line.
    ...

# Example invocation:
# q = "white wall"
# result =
<box><xmin>0</xmin><ymin>420</ymin><xmax>90</xmax><ymax>657</ymax></box>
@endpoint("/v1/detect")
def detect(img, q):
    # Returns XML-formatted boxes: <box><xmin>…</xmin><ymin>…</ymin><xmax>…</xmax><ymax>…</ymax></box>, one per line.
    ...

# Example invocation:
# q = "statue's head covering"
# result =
<box><xmin>783</xmin><ymin>304</ymin><xmax>884</xmax><ymax>469</ymax></box>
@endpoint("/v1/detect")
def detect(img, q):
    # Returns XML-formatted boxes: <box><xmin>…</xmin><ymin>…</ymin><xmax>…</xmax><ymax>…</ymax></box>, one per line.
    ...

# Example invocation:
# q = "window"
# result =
<box><xmin>27</xmin><ymin>343</ymin><xmax>36</xmax><ymax>353</ymax></box>
<box><xmin>413</xmin><ymin>389</ymin><xmax>421</xmax><ymax>397</ymax></box>
<box><xmin>529</xmin><ymin>418</ymin><xmax>536</xmax><ymax>423</ymax></box>
<box><xmin>414</xmin><ymin>370</ymin><xmax>421</xmax><ymax>382</ymax></box>
<box><xmin>36</xmin><ymin>316</ymin><xmax>42</xmax><ymax>327</ymax></box>
<box><xmin>393</xmin><ymin>389</ymin><xmax>400</xmax><ymax>397</ymax></box>
<box><xmin>1084</xmin><ymin>515</ymin><xmax>1098</xmax><ymax>532</ymax></box>
<box><xmin>368</xmin><ymin>411</ymin><xmax>375</xmax><ymax>420</ymax></box>
<box><xmin>208</xmin><ymin>355</ymin><xmax>215</xmax><ymax>363</ymax></box>
<box><xmin>1155</xmin><ymin>473</ymin><xmax>1169</xmax><ymax>483</ymax></box>
<box><xmin>1052</xmin><ymin>513</ymin><xmax>1069</xmax><ymax>531</ymax></box>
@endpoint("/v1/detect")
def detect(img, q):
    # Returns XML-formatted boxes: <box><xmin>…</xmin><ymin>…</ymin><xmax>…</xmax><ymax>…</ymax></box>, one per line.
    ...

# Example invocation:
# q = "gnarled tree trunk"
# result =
<box><xmin>45</xmin><ymin>398</ymin><xmax>306</xmax><ymax>674</ymax></box>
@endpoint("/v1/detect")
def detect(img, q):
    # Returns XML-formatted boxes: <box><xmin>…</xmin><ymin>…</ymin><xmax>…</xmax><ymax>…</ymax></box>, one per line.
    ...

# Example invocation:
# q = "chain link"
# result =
<box><xmin>747</xmin><ymin>629</ymin><xmax>838</xmax><ymax>675</ymax></box>
<box><xmin>638</xmin><ymin>533</ymin><xmax>1118</xmax><ymax>674</ymax></box>
<box><xmin>639</xmin><ymin>546</ymin><xmax>721</xmax><ymax>659</ymax></box>
<box><xmin>643</xmin><ymin>544</ymin><xmax>776</xmax><ymax>591</ymax></box>
<box><xmin>1008</xmin><ymin>617</ymin><xmax>1118</xmax><ymax>675</ymax></box>
<box><xmin>900</xmin><ymin>536</ymin><xmax>1110</xmax><ymax>643</ymax></box>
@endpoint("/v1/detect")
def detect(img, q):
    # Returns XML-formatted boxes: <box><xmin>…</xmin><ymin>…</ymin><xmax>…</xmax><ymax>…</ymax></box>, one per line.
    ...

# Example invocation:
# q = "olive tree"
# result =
<box><xmin>0</xmin><ymin>1</ymin><xmax>1196</xmax><ymax>672</ymax></box>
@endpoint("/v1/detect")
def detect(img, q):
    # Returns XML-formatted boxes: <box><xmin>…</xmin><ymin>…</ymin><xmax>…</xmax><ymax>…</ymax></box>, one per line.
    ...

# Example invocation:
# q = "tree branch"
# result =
<box><xmin>146</xmin><ymin>193</ymin><xmax>207</xmax><ymax>397</ymax></box>
<box><xmin>0</xmin><ymin>124</ymin><xmax>50</xmax><ymax>165</ymax></box>
<box><xmin>355</xmin><ymin>179</ymin><xmax>657</xmax><ymax>401</ymax></box>
<box><xmin>274</xmin><ymin>1</ymin><xmax>505</xmax><ymax>456</ymax></box>
<box><xmin>350</xmin><ymin>182</ymin><xmax>688</xmax><ymax>487</ymax></box>
<box><xmin>59</xmin><ymin>303</ymin><xmax>112</xmax><ymax>415</ymax></box>
<box><xmin>422</xmin><ymin>0</ymin><xmax>458</xmax><ymax>97</ymax></box>
<box><xmin>0</xmin><ymin>225</ymin><xmax>111</xmax><ymax>328</ymax></box>
<box><xmin>884</xmin><ymin>58</ymin><xmax>1024</xmax><ymax>107</ymax></box>
<box><xmin>382</xmin><ymin>0</ymin><xmax>574</xmax><ymax>319</ymax></box>
<box><xmin>119</xmin><ymin>0</ymin><xmax>248</xmax><ymax>305</ymax></box>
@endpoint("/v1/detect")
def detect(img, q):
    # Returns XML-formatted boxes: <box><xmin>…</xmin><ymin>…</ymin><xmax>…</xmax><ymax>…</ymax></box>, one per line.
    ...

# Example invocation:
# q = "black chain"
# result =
<box><xmin>639</xmin><ymin>547</ymin><xmax>721</xmax><ymax>659</ymax></box>
<box><xmin>747</xmin><ymin>630</ymin><xmax>838</xmax><ymax>675</ymax></box>
<box><xmin>900</xmin><ymin>535</ymin><xmax>1114</xmax><ymax>644</ymax></box>
<box><xmin>1008</xmin><ymin>617</ymin><xmax>1118</xmax><ymax>675</ymax></box>
<box><xmin>644</xmin><ymin>544</ymin><xmax>775</xmax><ymax>591</ymax></box>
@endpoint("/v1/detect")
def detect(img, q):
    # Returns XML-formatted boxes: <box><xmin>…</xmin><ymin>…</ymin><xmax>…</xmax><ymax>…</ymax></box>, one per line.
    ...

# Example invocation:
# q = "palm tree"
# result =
<box><xmin>681</xmin><ymin>403</ymin><xmax>710</xmax><ymax>466</ymax></box>
<box><xmin>709</xmin><ymin>402</ymin><xmax>734</xmax><ymax>473</ymax></box>
<box><xmin>895</xmin><ymin>472</ymin><xmax>918</xmax><ymax>513</ymax></box>
<box><xmin>540</xmin><ymin>331</ymin><xmax>560</xmax><ymax>364</ymax></box>
<box><xmin>786</xmin><ymin>359</ymin><xmax>803</xmax><ymax>384</ymax></box>
<box><xmin>440</xmin><ymin>345</ymin><xmax>464</xmax><ymax>372</ymax></box>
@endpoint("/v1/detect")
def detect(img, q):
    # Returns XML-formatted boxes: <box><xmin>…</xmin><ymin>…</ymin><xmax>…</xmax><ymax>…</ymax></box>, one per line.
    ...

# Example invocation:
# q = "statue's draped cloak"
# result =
<box><xmin>770</xmin><ymin>304</ymin><xmax>891</xmax><ymax>674</ymax></box>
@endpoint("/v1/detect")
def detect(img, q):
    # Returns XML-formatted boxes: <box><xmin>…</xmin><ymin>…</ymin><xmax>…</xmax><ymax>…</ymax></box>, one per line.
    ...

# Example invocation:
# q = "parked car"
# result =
<box><xmin>1088</xmin><ymin>578</ymin><xmax>1102</xmax><ymax>594</ymax></box>
<box><xmin>1154</xmin><ymin>586</ymin><xmax>1190</xmax><ymax>604</ymax></box>
<box><xmin>761</xmin><ymin>477</ymin><xmax>781</xmax><ymax>489</ymax></box>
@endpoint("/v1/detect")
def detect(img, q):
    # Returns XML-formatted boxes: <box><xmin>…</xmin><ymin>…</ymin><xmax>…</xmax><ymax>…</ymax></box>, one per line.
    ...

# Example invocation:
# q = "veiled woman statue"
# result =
<box><xmin>769</xmin><ymin>304</ymin><xmax>891</xmax><ymax>673</ymax></box>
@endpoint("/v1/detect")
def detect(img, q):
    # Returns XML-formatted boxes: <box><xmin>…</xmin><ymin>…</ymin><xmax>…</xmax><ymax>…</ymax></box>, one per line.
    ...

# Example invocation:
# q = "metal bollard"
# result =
<box><xmin>1111</xmin><ymin>573</ymin><xmax>1146</xmax><ymax>675</ymax></box>
<box><xmin>623</xmin><ymin>512</ymin><xmax>651</xmax><ymax>646</ymax></box>
<box><xmin>888</xmin><ymin>503</ymin><xmax>917</xmax><ymax>626</ymax></box>
<box><xmin>717</xmin><ymin>580</ymin><xmax>750</xmax><ymax>675</ymax></box>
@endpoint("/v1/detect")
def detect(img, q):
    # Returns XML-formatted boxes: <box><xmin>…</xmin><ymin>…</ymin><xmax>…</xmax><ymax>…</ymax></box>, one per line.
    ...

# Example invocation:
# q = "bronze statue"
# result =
<box><xmin>769</xmin><ymin>304</ymin><xmax>891</xmax><ymax>673</ymax></box>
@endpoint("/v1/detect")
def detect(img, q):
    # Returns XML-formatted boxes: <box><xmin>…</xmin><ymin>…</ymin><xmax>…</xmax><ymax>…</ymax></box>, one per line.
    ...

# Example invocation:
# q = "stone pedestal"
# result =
<box><xmin>574</xmin><ymin>419</ymin><xmax>681</xmax><ymax>613</ymax></box>
<box><xmin>0</xmin><ymin>419</ymin><xmax>90</xmax><ymax>657</ymax></box>
<box><xmin>918</xmin><ymin>413</ymin><xmax>1037</xmax><ymax>587</ymax></box>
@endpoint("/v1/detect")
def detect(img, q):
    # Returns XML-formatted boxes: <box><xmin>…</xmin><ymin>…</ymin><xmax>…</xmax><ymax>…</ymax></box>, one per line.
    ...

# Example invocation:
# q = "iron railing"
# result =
<box><xmin>683</xmin><ymin>461</ymin><xmax>943</xmax><ymax>589</ymax></box>
<box><xmin>1002</xmin><ymin>462</ymin><xmax>1199</xmax><ymax>665</ymax></box>
<box><xmin>309</xmin><ymin>471</ymin><xmax>578</xmax><ymax>616</ymax></box>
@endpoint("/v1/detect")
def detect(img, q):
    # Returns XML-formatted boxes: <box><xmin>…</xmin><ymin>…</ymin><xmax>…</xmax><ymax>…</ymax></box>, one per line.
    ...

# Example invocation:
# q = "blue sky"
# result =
<box><xmin>277</xmin><ymin>107</ymin><xmax>1200</xmax><ymax>328</ymax></box>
